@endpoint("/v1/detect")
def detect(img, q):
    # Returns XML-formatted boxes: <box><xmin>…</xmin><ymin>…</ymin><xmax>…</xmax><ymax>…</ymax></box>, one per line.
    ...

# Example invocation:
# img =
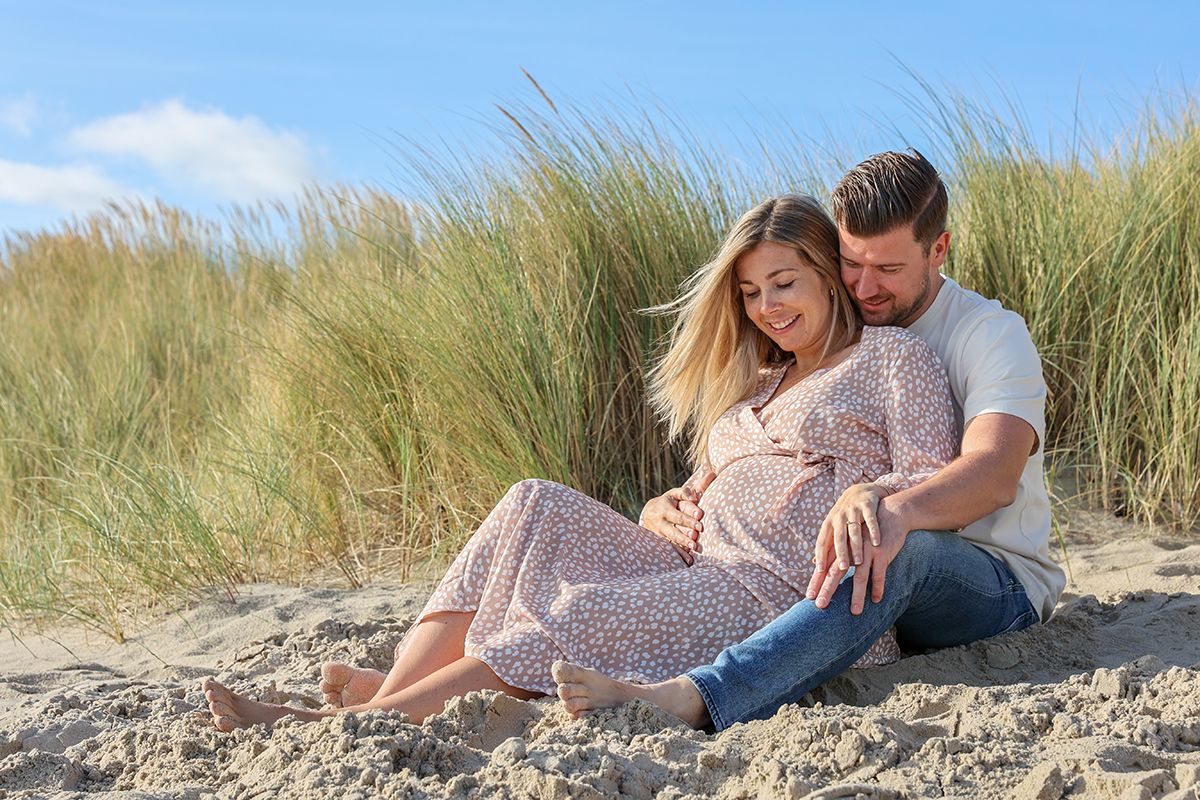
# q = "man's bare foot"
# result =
<box><xmin>203</xmin><ymin>677</ymin><xmax>311</xmax><ymax>731</ymax></box>
<box><xmin>550</xmin><ymin>661</ymin><xmax>711</xmax><ymax>729</ymax></box>
<box><xmin>320</xmin><ymin>662</ymin><xmax>387</xmax><ymax>708</ymax></box>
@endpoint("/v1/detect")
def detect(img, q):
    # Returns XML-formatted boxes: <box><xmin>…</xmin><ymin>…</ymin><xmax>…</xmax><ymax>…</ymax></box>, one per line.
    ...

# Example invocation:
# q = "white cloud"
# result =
<box><xmin>67</xmin><ymin>99</ymin><xmax>316</xmax><ymax>203</ymax></box>
<box><xmin>1</xmin><ymin>94</ymin><xmax>39</xmax><ymax>136</ymax></box>
<box><xmin>0</xmin><ymin>159</ymin><xmax>132</xmax><ymax>212</ymax></box>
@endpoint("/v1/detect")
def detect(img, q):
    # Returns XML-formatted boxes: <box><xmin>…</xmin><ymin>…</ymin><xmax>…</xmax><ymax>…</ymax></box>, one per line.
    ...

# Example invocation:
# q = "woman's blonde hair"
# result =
<box><xmin>646</xmin><ymin>194</ymin><xmax>861</xmax><ymax>466</ymax></box>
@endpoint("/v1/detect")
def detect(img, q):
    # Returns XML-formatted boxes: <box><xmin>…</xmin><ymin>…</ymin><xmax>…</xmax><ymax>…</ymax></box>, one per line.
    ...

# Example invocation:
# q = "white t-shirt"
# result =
<box><xmin>905</xmin><ymin>276</ymin><xmax>1066</xmax><ymax>621</ymax></box>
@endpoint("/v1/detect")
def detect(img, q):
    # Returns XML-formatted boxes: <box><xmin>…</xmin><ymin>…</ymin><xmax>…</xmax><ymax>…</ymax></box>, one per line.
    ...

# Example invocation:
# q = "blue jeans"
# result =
<box><xmin>686</xmin><ymin>530</ymin><xmax>1039</xmax><ymax>731</ymax></box>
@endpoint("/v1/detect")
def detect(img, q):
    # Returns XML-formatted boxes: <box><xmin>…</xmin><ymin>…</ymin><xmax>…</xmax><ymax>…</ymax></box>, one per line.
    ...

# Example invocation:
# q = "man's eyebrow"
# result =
<box><xmin>737</xmin><ymin>268</ymin><xmax>798</xmax><ymax>284</ymax></box>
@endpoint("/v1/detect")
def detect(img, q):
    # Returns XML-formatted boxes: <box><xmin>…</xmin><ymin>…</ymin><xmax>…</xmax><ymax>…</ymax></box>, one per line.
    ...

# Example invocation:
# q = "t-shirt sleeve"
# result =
<box><xmin>959</xmin><ymin>312</ymin><xmax>1047</xmax><ymax>449</ymax></box>
<box><xmin>873</xmin><ymin>335</ymin><xmax>958</xmax><ymax>494</ymax></box>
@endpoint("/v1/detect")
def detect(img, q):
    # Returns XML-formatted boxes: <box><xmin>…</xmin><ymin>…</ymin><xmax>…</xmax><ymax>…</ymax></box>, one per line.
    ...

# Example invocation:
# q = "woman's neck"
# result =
<box><xmin>790</xmin><ymin>324</ymin><xmax>861</xmax><ymax>375</ymax></box>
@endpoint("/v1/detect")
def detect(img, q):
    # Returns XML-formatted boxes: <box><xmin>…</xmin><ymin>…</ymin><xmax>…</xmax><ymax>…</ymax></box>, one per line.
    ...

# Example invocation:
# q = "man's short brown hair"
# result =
<box><xmin>830</xmin><ymin>149</ymin><xmax>948</xmax><ymax>253</ymax></box>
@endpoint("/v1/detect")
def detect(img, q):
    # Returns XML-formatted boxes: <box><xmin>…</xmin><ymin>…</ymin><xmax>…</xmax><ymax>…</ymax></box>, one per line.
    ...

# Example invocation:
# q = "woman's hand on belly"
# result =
<box><xmin>638</xmin><ymin>471</ymin><xmax>717</xmax><ymax>565</ymax></box>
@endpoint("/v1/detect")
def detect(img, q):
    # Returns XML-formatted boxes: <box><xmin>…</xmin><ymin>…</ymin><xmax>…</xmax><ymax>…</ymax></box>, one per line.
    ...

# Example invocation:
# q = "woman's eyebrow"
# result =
<box><xmin>738</xmin><ymin>268</ymin><xmax>797</xmax><ymax>285</ymax></box>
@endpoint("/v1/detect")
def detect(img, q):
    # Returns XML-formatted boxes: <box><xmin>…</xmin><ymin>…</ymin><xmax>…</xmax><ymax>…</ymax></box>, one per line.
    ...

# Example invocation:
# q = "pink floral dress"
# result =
<box><xmin>401</xmin><ymin>327</ymin><xmax>956</xmax><ymax>693</ymax></box>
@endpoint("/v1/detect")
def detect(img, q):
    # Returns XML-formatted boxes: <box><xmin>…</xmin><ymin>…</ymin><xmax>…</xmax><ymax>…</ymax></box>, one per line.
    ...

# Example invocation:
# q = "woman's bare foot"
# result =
<box><xmin>550</xmin><ymin>661</ymin><xmax>711</xmax><ymax>729</ymax></box>
<box><xmin>203</xmin><ymin>678</ymin><xmax>310</xmax><ymax>731</ymax></box>
<box><xmin>320</xmin><ymin>662</ymin><xmax>387</xmax><ymax>708</ymax></box>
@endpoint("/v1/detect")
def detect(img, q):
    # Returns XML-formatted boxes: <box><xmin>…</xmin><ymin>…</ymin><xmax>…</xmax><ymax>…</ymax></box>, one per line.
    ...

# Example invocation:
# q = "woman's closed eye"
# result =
<box><xmin>743</xmin><ymin>281</ymin><xmax>794</xmax><ymax>299</ymax></box>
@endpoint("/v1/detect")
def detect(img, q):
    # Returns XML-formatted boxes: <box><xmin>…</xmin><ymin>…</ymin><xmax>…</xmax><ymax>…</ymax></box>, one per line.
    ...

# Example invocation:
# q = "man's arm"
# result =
<box><xmin>808</xmin><ymin>412</ymin><xmax>1036</xmax><ymax>614</ymax></box>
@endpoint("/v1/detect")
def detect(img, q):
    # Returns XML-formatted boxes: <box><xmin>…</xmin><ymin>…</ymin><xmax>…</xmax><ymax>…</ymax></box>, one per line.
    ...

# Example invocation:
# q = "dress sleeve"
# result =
<box><xmin>871</xmin><ymin>333</ymin><xmax>958</xmax><ymax>494</ymax></box>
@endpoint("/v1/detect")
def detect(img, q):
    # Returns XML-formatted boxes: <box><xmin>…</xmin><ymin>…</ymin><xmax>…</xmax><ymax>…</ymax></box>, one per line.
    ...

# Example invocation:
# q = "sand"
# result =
<box><xmin>1</xmin><ymin>514</ymin><xmax>1198</xmax><ymax>799</ymax></box>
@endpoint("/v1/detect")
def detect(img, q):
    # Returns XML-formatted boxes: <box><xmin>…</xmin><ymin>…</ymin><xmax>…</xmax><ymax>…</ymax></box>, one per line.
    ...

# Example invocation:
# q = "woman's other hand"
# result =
<box><xmin>806</xmin><ymin>482</ymin><xmax>892</xmax><ymax>598</ymax></box>
<box><xmin>640</xmin><ymin>471</ymin><xmax>717</xmax><ymax>565</ymax></box>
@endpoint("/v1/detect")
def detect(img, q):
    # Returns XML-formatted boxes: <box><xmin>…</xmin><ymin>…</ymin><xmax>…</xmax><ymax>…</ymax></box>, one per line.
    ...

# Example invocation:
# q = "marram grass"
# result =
<box><xmin>1</xmin><ymin>90</ymin><xmax>1196</xmax><ymax>639</ymax></box>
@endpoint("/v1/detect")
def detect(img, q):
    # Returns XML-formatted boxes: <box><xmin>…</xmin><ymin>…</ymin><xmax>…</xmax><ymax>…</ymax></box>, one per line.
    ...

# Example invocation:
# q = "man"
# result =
<box><xmin>551</xmin><ymin>149</ymin><xmax>1066</xmax><ymax>730</ymax></box>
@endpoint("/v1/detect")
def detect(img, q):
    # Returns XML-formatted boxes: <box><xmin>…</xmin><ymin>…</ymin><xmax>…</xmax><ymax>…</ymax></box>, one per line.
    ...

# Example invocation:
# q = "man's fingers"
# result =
<box><xmin>832</xmin><ymin>524</ymin><xmax>849</xmax><ymax>571</ymax></box>
<box><xmin>813</xmin><ymin>519</ymin><xmax>833</xmax><ymax>572</ymax></box>
<box><xmin>871</xmin><ymin>556</ymin><xmax>887</xmax><ymax>602</ymax></box>
<box><xmin>848</xmin><ymin>521</ymin><xmax>864</xmax><ymax>566</ymax></box>
<box><xmin>850</xmin><ymin>557</ymin><xmax>871</xmax><ymax>615</ymax></box>
<box><xmin>815</xmin><ymin>564</ymin><xmax>843</xmax><ymax>609</ymax></box>
<box><xmin>864</xmin><ymin>512</ymin><xmax>882</xmax><ymax>548</ymax></box>
<box><xmin>805</xmin><ymin>563</ymin><xmax>827</xmax><ymax>600</ymax></box>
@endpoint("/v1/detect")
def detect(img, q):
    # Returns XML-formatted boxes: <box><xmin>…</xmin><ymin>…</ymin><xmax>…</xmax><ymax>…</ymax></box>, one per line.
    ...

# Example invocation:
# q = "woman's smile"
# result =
<box><xmin>766</xmin><ymin>314</ymin><xmax>799</xmax><ymax>332</ymax></box>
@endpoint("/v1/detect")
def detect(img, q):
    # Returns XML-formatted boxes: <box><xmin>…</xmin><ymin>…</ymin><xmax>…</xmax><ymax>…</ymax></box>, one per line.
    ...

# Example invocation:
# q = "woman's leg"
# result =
<box><xmin>319</xmin><ymin>480</ymin><xmax>550</xmax><ymax>707</ymax></box>
<box><xmin>320</xmin><ymin>611</ymin><xmax>475</xmax><ymax>707</ymax></box>
<box><xmin>205</xmin><ymin>656</ymin><xmax>540</xmax><ymax>731</ymax></box>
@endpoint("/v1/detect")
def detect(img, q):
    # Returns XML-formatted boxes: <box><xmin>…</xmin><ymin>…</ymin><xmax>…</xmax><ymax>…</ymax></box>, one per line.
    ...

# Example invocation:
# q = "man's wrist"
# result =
<box><xmin>878</xmin><ymin>493</ymin><xmax>914</xmax><ymax>536</ymax></box>
<box><xmin>865</xmin><ymin>481</ymin><xmax>896</xmax><ymax>499</ymax></box>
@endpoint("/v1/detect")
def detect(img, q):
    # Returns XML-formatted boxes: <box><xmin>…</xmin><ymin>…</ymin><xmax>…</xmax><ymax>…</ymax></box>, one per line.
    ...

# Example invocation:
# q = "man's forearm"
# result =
<box><xmin>882</xmin><ymin>450</ymin><xmax>1020</xmax><ymax>534</ymax></box>
<box><xmin>882</xmin><ymin>412</ymin><xmax>1035</xmax><ymax>536</ymax></box>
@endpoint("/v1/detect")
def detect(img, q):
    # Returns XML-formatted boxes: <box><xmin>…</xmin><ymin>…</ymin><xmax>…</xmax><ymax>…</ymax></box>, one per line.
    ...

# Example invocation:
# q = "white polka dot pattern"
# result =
<box><xmin>401</xmin><ymin>327</ymin><xmax>957</xmax><ymax>694</ymax></box>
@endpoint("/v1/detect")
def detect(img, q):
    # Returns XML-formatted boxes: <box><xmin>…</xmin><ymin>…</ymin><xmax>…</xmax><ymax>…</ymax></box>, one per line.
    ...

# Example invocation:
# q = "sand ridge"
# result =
<box><xmin>1</xmin><ymin>534</ymin><xmax>1198</xmax><ymax>799</ymax></box>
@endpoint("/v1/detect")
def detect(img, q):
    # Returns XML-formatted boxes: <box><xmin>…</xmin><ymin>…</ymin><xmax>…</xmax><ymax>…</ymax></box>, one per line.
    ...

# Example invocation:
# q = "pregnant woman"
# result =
<box><xmin>203</xmin><ymin>195</ymin><xmax>955</xmax><ymax>731</ymax></box>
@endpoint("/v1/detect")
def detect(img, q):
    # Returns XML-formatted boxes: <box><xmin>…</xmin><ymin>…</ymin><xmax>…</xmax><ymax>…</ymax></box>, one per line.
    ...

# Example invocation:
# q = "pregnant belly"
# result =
<box><xmin>697</xmin><ymin>454</ymin><xmax>835</xmax><ymax>561</ymax></box>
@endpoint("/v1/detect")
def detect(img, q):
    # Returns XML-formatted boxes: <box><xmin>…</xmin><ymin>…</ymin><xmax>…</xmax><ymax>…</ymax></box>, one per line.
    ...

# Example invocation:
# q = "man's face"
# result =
<box><xmin>838</xmin><ymin>225</ymin><xmax>949</xmax><ymax>327</ymax></box>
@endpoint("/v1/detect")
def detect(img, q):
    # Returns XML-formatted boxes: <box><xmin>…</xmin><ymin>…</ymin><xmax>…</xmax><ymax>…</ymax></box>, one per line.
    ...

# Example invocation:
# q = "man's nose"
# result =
<box><xmin>855</xmin><ymin>271</ymin><xmax>878</xmax><ymax>299</ymax></box>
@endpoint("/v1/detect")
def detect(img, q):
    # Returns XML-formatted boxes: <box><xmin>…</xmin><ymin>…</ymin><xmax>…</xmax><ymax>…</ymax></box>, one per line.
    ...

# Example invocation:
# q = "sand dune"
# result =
<box><xmin>2</xmin><ymin>523</ymin><xmax>1198</xmax><ymax>799</ymax></box>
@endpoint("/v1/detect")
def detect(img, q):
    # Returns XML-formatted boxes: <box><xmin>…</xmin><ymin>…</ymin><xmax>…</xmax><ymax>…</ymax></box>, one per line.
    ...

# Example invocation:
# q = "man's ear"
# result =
<box><xmin>929</xmin><ymin>230</ymin><xmax>951</xmax><ymax>268</ymax></box>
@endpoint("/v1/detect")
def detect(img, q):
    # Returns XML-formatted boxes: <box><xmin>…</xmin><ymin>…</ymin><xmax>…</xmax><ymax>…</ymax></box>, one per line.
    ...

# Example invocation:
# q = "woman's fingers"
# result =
<box><xmin>668</xmin><ymin>506</ymin><xmax>701</xmax><ymax>531</ymax></box>
<box><xmin>672</xmin><ymin>543</ymin><xmax>695</xmax><ymax>566</ymax></box>
<box><xmin>677</xmin><ymin>499</ymin><xmax>703</xmax><ymax>525</ymax></box>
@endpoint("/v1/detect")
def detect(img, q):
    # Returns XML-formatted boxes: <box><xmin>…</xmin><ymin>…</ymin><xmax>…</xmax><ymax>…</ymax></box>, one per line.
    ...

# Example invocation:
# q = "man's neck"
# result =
<box><xmin>904</xmin><ymin>272</ymin><xmax>947</xmax><ymax>328</ymax></box>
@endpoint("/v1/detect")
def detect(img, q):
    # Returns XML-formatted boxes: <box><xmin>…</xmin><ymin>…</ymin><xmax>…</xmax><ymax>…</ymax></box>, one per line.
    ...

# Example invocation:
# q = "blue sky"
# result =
<box><xmin>2</xmin><ymin>1</ymin><xmax>1198</xmax><ymax>236</ymax></box>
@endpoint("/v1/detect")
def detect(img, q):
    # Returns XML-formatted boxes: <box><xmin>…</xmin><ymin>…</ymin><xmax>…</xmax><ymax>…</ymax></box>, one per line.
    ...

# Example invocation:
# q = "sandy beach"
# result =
<box><xmin>2</xmin><ymin>512</ymin><xmax>1198</xmax><ymax>799</ymax></box>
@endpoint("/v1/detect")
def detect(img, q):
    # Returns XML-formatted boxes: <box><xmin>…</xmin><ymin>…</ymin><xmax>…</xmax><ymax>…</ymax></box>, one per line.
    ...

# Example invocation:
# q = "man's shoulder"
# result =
<box><xmin>938</xmin><ymin>278</ymin><xmax>1036</xmax><ymax>350</ymax></box>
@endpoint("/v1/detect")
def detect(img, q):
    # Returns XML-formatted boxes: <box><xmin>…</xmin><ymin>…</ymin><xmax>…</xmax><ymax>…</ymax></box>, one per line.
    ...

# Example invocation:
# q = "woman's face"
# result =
<box><xmin>735</xmin><ymin>241</ymin><xmax>833</xmax><ymax>360</ymax></box>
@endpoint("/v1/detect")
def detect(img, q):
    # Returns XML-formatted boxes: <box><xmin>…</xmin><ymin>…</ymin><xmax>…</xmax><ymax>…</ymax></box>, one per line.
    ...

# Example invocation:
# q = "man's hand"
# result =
<box><xmin>807</xmin><ymin>487</ymin><xmax>909</xmax><ymax>614</ymax></box>
<box><xmin>640</xmin><ymin>472</ymin><xmax>717</xmax><ymax>565</ymax></box>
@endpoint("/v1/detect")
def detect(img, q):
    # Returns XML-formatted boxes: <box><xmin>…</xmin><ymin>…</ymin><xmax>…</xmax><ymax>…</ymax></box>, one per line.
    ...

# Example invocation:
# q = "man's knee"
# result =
<box><xmin>889</xmin><ymin>529</ymin><xmax>954</xmax><ymax>574</ymax></box>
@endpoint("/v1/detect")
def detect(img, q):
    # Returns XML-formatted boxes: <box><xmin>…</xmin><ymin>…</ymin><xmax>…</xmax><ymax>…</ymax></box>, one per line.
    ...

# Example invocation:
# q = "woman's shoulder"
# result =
<box><xmin>861</xmin><ymin>326</ymin><xmax>945</xmax><ymax>372</ymax></box>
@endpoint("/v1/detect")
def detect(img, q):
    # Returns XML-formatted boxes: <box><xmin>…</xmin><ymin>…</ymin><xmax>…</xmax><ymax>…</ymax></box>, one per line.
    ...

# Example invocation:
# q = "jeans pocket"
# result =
<box><xmin>999</xmin><ymin>607</ymin><xmax>1038</xmax><ymax>635</ymax></box>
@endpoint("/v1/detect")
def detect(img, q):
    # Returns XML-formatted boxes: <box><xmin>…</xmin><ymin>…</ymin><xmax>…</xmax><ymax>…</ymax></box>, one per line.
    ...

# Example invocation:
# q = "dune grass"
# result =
<box><xmin>1</xmin><ymin>86</ymin><xmax>1196</xmax><ymax>639</ymax></box>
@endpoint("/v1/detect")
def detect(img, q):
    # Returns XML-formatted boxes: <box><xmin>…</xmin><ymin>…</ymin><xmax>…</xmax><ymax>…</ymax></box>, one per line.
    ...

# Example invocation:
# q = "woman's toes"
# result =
<box><xmin>213</xmin><ymin>714</ymin><xmax>240</xmax><ymax>732</ymax></box>
<box><xmin>321</xmin><ymin>662</ymin><xmax>353</xmax><ymax>687</ymax></box>
<box><xmin>556</xmin><ymin>682</ymin><xmax>584</xmax><ymax>701</ymax></box>
<box><xmin>551</xmin><ymin>660</ymin><xmax>581</xmax><ymax>684</ymax></box>
<box><xmin>564</xmin><ymin>696</ymin><xmax>592</xmax><ymax>716</ymax></box>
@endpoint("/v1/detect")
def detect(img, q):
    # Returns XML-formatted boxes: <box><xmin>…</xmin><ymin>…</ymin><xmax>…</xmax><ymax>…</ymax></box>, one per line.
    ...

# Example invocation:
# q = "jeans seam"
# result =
<box><xmin>685</xmin><ymin>672</ymin><xmax>726</xmax><ymax>731</ymax></box>
<box><xmin>912</xmin><ymin>570</ymin><xmax>1027</xmax><ymax>601</ymax></box>
<box><xmin>737</xmin><ymin>624</ymin><xmax>884</xmax><ymax>728</ymax></box>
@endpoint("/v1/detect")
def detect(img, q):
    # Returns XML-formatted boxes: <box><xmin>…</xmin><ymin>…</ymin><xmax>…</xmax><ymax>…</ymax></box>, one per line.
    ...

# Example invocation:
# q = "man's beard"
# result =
<box><xmin>864</xmin><ymin>267</ymin><xmax>932</xmax><ymax>327</ymax></box>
